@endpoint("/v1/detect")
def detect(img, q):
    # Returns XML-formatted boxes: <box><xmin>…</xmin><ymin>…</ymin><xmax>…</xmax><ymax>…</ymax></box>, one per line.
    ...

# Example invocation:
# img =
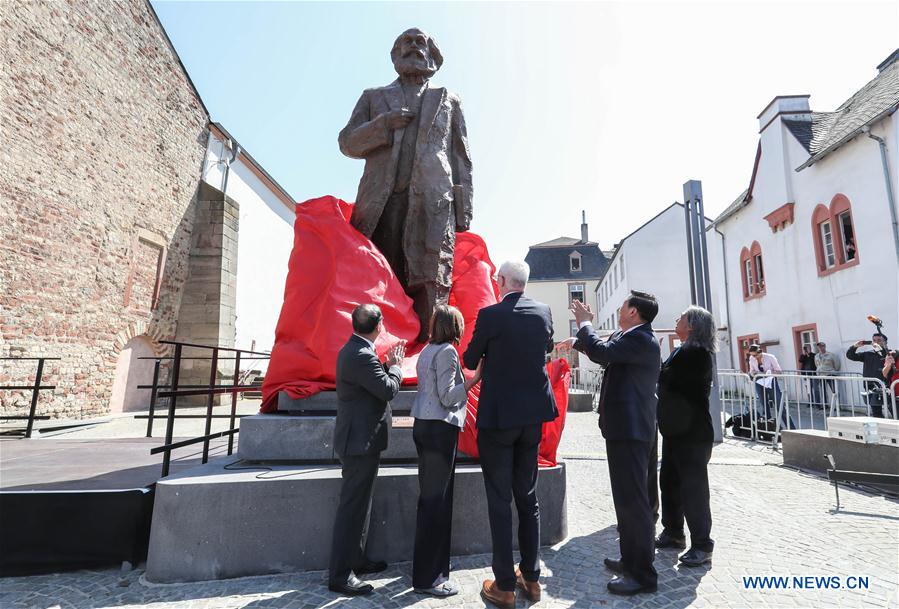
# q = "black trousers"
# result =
<box><xmin>659</xmin><ymin>439</ymin><xmax>714</xmax><ymax>553</ymax></box>
<box><xmin>606</xmin><ymin>439</ymin><xmax>657</xmax><ymax>587</ymax></box>
<box><xmin>412</xmin><ymin>419</ymin><xmax>459</xmax><ymax>589</ymax></box>
<box><xmin>648</xmin><ymin>432</ymin><xmax>659</xmax><ymax>523</ymax></box>
<box><xmin>477</xmin><ymin>423</ymin><xmax>542</xmax><ymax>592</ymax></box>
<box><xmin>328</xmin><ymin>453</ymin><xmax>380</xmax><ymax>585</ymax></box>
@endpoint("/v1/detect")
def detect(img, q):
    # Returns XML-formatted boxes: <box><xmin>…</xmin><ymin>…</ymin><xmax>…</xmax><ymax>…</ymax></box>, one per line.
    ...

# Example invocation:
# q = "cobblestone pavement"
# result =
<box><xmin>4</xmin><ymin>413</ymin><xmax>897</xmax><ymax>609</ymax></box>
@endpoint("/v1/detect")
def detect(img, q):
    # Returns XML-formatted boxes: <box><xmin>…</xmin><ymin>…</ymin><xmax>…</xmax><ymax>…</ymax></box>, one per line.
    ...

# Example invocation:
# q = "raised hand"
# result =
<box><xmin>569</xmin><ymin>299</ymin><xmax>594</xmax><ymax>325</ymax></box>
<box><xmin>385</xmin><ymin>108</ymin><xmax>416</xmax><ymax>130</ymax></box>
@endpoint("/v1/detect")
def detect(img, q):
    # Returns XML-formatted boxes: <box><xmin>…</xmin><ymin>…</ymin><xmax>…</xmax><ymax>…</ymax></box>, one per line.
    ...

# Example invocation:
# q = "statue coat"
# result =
<box><xmin>339</xmin><ymin>79</ymin><xmax>473</xmax><ymax>288</ymax></box>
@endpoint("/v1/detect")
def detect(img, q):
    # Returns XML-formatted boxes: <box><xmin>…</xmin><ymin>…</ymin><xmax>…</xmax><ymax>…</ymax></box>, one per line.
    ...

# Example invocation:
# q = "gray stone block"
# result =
<box><xmin>145</xmin><ymin>459</ymin><xmax>567</xmax><ymax>583</ymax></box>
<box><xmin>782</xmin><ymin>429</ymin><xmax>899</xmax><ymax>475</ymax></box>
<box><xmin>238</xmin><ymin>414</ymin><xmax>421</xmax><ymax>462</ymax></box>
<box><xmin>568</xmin><ymin>391</ymin><xmax>595</xmax><ymax>413</ymax></box>
<box><xmin>277</xmin><ymin>388</ymin><xmax>417</xmax><ymax>414</ymax></box>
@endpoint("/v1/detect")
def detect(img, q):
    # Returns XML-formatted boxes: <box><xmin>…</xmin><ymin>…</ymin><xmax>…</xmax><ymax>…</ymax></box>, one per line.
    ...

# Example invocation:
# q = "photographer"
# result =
<box><xmin>846</xmin><ymin>333</ymin><xmax>894</xmax><ymax>418</ymax></box>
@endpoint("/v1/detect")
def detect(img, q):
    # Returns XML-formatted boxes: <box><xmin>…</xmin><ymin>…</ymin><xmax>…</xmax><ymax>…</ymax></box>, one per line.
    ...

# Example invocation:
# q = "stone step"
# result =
<box><xmin>239</xmin><ymin>414</ymin><xmax>425</xmax><ymax>462</ymax></box>
<box><xmin>145</xmin><ymin>457</ymin><xmax>567</xmax><ymax>583</ymax></box>
<box><xmin>277</xmin><ymin>388</ymin><xmax>417</xmax><ymax>415</ymax></box>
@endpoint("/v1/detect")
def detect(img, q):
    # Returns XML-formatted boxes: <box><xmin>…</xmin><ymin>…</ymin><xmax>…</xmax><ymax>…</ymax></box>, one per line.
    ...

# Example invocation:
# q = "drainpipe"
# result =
<box><xmin>714</xmin><ymin>226</ymin><xmax>734</xmax><ymax>367</ymax></box>
<box><xmin>862</xmin><ymin>125</ymin><xmax>899</xmax><ymax>266</ymax></box>
<box><xmin>221</xmin><ymin>138</ymin><xmax>241</xmax><ymax>196</ymax></box>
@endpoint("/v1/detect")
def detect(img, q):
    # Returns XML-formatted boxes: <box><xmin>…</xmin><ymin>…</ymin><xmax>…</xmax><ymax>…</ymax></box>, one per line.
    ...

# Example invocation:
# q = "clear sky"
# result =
<box><xmin>152</xmin><ymin>0</ymin><xmax>897</xmax><ymax>266</ymax></box>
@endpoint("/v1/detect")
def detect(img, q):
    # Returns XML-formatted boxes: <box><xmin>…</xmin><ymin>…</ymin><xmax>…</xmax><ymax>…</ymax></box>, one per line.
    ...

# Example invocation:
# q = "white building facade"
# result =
<box><xmin>713</xmin><ymin>50</ymin><xmax>899</xmax><ymax>374</ymax></box>
<box><xmin>595</xmin><ymin>203</ymin><xmax>731</xmax><ymax>364</ymax></box>
<box><xmin>202</xmin><ymin>123</ymin><xmax>296</xmax><ymax>363</ymax></box>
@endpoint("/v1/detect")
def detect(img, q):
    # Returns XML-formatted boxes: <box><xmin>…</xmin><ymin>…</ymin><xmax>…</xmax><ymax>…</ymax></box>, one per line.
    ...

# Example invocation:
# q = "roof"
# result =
<box><xmin>713</xmin><ymin>188</ymin><xmax>750</xmax><ymax>225</ymax></box>
<box><xmin>530</xmin><ymin>236</ymin><xmax>599</xmax><ymax>248</ymax></box>
<box><xmin>525</xmin><ymin>241</ymin><xmax>608</xmax><ymax>281</ymax></box>
<box><xmin>783</xmin><ymin>119</ymin><xmax>813</xmax><ymax>152</ymax></box>
<box><xmin>796</xmin><ymin>50</ymin><xmax>899</xmax><ymax>170</ymax></box>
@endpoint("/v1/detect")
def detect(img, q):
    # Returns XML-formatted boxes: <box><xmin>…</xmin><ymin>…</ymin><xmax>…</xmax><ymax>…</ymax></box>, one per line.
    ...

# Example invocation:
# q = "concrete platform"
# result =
<box><xmin>568</xmin><ymin>391</ymin><xmax>595</xmax><ymax>412</ymax></box>
<box><xmin>239</xmin><ymin>414</ymin><xmax>424</xmax><ymax>462</ymax></box>
<box><xmin>145</xmin><ymin>458</ymin><xmax>567</xmax><ymax>583</ymax></box>
<box><xmin>782</xmin><ymin>429</ymin><xmax>899</xmax><ymax>476</ymax></box>
<box><xmin>277</xmin><ymin>388</ymin><xmax>417</xmax><ymax>414</ymax></box>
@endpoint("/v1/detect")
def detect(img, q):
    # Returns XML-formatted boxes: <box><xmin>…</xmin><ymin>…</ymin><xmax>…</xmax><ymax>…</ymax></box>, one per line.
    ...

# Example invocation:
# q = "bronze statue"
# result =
<box><xmin>339</xmin><ymin>28</ymin><xmax>473</xmax><ymax>342</ymax></box>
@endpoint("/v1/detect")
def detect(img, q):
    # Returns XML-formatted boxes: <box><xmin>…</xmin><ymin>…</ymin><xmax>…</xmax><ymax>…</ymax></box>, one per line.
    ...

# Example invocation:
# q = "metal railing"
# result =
<box><xmin>145</xmin><ymin>341</ymin><xmax>270</xmax><ymax>477</ymax></box>
<box><xmin>570</xmin><ymin>367</ymin><xmax>603</xmax><ymax>412</ymax></box>
<box><xmin>718</xmin><ymin>369</ymin><xmax>895</xmax><ymax>446</ymax></box>
<box><xmin>0</xmin><ymin>357</ymin><xmax>59</xmax><ymax>438</ymax></box>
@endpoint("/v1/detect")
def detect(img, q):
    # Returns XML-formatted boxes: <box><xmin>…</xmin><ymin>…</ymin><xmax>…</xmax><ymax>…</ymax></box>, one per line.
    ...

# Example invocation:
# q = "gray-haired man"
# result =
<box><xmin>814</xmin><ymin>342</ymin><xmax>840</xmax><ymax>407</ymax></box>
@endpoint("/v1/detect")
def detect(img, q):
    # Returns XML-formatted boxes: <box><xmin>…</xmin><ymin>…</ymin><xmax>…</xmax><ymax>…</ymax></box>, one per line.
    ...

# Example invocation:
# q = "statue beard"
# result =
<box><xmin>393</xmin><ymin>54</ymin><xmax>438</xmax><ymax>79</ymax></box>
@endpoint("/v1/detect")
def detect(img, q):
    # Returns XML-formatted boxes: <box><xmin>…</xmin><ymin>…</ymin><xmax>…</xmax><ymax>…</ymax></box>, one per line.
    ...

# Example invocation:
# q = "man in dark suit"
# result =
<box><xmin>568</xmin><ymin>291</ymin><xmax>661</xmax><ymax>595</ymax></box>
<box><xmin>328</xmin><ymin>304</ymin><xmax>406</xmax><ymax>596</ymax></box>
<box><xmin>462</xmin><ymin>260</ymin><xmax>558</xmax><ymax>609</ymax></box>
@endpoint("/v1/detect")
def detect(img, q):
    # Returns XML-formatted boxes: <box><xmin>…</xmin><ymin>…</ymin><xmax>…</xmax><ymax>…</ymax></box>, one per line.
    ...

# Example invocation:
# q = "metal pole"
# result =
<box><xmin>228</xmin><ymin>351</ymin><xmax>241</xmax><ymax>455</ymax></box>
<box><xmin>697</xmin><ymin>195</ymin><xmax>714</xmax><ymax>308</ymax></box>
<box><xmin>161</xmin><ymin>344</ymin><xmax>182</xmax><ymax>478</ymax></box>
<box><xmin>683</xmin><ymin>199</ymin><xmax>697</xmax><ymax>305</ymax></box>
<box><xmin>24</xmin><ymin>358</ymin><xmax>45</xmax><ymax>439</ymax></box>
<box><xmin>202</xmin><ymin>348</ymin><xmax>219</xmax><ymax>464</ymax></box>
<box><xmin>146</xmin><ymin>359</ymin><xmax>161</xmax><ymax>438</ymax></box>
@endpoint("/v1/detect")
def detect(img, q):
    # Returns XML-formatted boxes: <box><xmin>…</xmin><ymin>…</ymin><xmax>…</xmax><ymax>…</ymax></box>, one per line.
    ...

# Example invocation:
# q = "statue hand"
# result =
<box><xmin>385</xmin><ymin>109</ymin><xmax>415</xmax><ymax>130</ymax></box>
<box><xmin>455</xmin><ymin>221</ymin><xmax>470</xmax><ymax>232</ymax></box>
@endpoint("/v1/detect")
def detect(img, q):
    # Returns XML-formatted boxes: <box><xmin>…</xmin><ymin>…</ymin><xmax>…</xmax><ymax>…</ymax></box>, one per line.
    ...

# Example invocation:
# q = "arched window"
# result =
<box><xmin>812</xmin><ymin>195</ymin><xmax>859</xmax><ymax>275</ymax></box>
<box><xmin>739</xmin><ymin>247</ymin><xmax>752</xmax><ymax>299</ymax></box>
<box><xmin>749</xmin><ymin>241</ymin><xmax>765</xmax><ymax>295</ymax></box>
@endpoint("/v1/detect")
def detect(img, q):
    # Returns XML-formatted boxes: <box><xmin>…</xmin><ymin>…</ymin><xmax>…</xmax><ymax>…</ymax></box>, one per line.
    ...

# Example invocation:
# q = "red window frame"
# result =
<box><xmin>812</xmin><ymin>194</ymin><xmax>860</xmax><ymax>276</ymax></box>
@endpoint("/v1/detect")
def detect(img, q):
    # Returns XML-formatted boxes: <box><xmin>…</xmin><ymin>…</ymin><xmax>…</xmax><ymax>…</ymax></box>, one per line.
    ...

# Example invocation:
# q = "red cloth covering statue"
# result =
<box><xmin>261</xmin><ymin>195</ymin><xmax>569</xmax><ymax>466</ymax></box>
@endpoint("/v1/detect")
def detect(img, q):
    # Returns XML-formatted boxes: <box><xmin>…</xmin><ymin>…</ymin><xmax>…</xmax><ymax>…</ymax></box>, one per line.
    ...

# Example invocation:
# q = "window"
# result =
<box><xmin>739</xmin><ymin>242</ymin><xmax>765</xmax><ymax>299</ymax></box>
<box><xmin>569</xmin><ymin>320</ymin><xmax>578</xmax><ymax>337</ymax></box>
<box><xmin>569</xmin><ymin>251</ymin><xmax>582</xmax><ymax>272</ymax></box>
<box><xmin>820</xmin><ymin>221</ymin><xmax>836</xmax><ymax>268</ymax></box>
<box><xmin>812</xmin><ymin>195</ymin><xmax>860</xmax><ymax>275</ymax></box>
<box><xmin>613</xmin><ymin>265</ymin><xmax>618</xmax><ymax>289</ymax></box>
<box><xmin>569</xmin><ymin>283</ymin><xmax>585</xmax><ymax>305</ymax></box>
<box><xmin>744</xmin><ymin>259</ymin><xmax>754</xmax><ymax>296</ymax></box>
<box><xmin>792</xmin><ymin>324</ymin><xmax>818</xmax><ymax>369</ymax></box>
<box><xmin>838</xmin><ymin>211</ymin><xmax>855</xmax><ymax>261</ymax></box>
<box><xmin>753</xmin><ymin>253</ymin><xmax>764</xmax><ymax>290</ymax></box>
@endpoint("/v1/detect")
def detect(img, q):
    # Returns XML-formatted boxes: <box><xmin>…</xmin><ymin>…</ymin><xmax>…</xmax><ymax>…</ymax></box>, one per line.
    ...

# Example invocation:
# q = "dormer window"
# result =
<box><xmin>569</xmin><ymin>251</ymin><xmax>582</xmax><ymax>272</ymax></box>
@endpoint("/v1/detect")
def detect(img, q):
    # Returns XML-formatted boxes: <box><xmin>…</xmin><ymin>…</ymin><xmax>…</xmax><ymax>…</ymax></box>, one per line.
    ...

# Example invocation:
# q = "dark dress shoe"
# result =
<box><xmin>328</xmin><ymin>574</ymin><xmax>374</xmax><ymax>596</ymax></box>
<box><xmin>655</xmin><ymin>529</ymin><xmax>687</xmax><ymax>549</ymax></box>
<box><xmin>679</xmin><ymin>548</ymin><xmax>713</xmax><ymax>566</ymax></box>
<box><xmin>607</xmin><ymin>575</ymin><xmax>657</xmax><ymax>596</ymax></box>
<box><xmin>603</xmin><ymin>557</ymin><xmax>624</xmax><ymax>573</ymax></box>
<box><xmin>353</xmin><ymin>559</ymin><xmax>388</xmax><ymax>574</ymax></box>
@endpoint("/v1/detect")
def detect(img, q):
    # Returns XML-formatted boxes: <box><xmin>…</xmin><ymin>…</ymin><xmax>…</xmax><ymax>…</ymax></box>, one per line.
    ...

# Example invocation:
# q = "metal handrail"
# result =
<box><xmin>0</xmin><ymin>356</ymin><xmax>60</xmax><ymax>438</ymax></box>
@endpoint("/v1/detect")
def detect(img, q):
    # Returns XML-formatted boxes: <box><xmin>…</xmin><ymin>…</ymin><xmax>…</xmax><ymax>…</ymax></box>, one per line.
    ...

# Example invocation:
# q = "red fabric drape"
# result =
<box><xmin>260</xmin><ymin>195</ymin><xmax>569</xmax><ymax>467</ymax></box>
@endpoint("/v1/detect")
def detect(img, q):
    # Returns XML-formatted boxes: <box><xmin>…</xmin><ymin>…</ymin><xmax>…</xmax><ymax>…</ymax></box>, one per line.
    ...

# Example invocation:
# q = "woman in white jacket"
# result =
<box><xmin>410</xmin><ymin>305</ymin><xmax>481</xmax><ymax>597</ymax></box>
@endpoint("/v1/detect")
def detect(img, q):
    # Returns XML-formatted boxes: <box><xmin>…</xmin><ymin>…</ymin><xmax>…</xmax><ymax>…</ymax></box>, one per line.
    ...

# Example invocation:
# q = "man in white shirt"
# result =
<box><xmin>747</xmin><ymin>345</ymin><xmax>793</xmax><ymax>428</ymax></box>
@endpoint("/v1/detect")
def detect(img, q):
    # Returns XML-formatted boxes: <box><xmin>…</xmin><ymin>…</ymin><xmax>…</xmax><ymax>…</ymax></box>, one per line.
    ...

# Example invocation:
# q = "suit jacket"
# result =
<box><xmin>411</xmin><ymin>342</ymin><xmax>467</xmax><ymax>428</ymax></box>
<box><xmin>657</xmin><ymin>345</ymin><xmax>715</xmax><ymax>443</ymax></box>
<box><xmin>575</xmin><ymin>323</ymin><xmax>661</xmax><ymax>442</ymax></box>
<box><xmin>338</xmin><ymin>80</ymin><xmax>473</xmax><ymax>288</ymax></box>
<box><xmin>333</xmin><ymin>334</ymin><xmax>404</xmax><ymax>457</ymax></box>
<box><xmin>462</xmin><ymin>293</ymin><xmax>558</xmax><ymax>429</ymax></box>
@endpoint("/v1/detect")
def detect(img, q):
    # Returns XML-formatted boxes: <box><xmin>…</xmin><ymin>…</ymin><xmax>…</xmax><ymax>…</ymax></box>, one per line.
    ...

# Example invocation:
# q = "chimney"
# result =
<box><xmin>755</xmin><ymin>95</ymin><xmax>810</xmax><ymax>214</ymax></box>
<box><xmin>580</xmin><ymin>210</ymin><xmax>588</xmax><ymax>242</ymax></box>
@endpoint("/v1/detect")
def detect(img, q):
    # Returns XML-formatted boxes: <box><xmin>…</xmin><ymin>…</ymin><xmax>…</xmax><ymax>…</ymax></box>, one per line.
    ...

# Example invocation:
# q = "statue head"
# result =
<box><xmin>391</xmin><ymin>28</ymin><xmax>443</xmax><ymax>79</ymax></box>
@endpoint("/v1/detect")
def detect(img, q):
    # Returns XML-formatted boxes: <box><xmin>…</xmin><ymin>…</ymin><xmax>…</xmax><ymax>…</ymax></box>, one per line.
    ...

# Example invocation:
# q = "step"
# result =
<box><xmin>145</xmin><ymin>458</ymin><xmax>567</xmax><ymax>583</ymax></box>
<box><xmin>238</xmin><ymin>414</ymin><xmax>423</xmax><ymax>462</ymax></box>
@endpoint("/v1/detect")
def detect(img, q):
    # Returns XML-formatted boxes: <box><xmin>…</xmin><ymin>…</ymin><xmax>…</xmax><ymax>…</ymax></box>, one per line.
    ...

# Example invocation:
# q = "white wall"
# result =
<box><xmin>717</xmin><ymin>111</ymin><xmax>898</xmax><ymax>374</ymax></box>
<box><xmin>595</xmin><ymin>204</ymin><xmax>730</xmax><ymax>362</ymax></box>
<box><xmin>203</xmin><ymin>132</ymin><xmax>295</xmax><ymax>367</ymax></box>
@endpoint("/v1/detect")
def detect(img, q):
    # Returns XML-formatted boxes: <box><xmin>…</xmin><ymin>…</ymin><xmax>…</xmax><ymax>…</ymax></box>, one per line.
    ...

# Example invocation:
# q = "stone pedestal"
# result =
<box><xmin>144</xmin><ymin>387</ymin><xmax>569</xmax><ymax>582</ymax></box>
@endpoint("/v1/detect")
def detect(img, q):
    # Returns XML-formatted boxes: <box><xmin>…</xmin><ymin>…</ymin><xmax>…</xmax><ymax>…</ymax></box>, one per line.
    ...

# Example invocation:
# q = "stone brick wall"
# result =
<box><xmin>0</xmin><ymin>0</ymin><xmax>209</xmax><ymax>418</ymax></box>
